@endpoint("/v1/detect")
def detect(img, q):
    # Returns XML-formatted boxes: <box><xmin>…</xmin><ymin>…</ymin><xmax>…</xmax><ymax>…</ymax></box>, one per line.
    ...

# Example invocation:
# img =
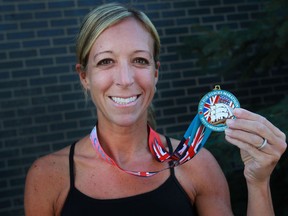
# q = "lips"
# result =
<box><xmin>110</xmin><ymin>95</ymin><xmax>138</xmax><ymax>105</ymax></box>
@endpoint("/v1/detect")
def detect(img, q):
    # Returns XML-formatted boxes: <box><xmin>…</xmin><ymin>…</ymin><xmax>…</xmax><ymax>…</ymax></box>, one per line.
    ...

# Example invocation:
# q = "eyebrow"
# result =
<box><xmin>134</xmin><ymin>50</ymin><xmax>153</xmax><ymax>57</ymax></box>
<box><xmin>93</xmin><ymin>49</ymin><xmax>153</xmax><ymax>61</ymax></box>
<box><xmin>129</xmin><ymin>50</ymin><xmax>154</xmax><ymax>61</ymax></box>
<box><xmin>93</xmin><ymin>51</ymin><xmax>113</xmax><ymax>61</ymax></box>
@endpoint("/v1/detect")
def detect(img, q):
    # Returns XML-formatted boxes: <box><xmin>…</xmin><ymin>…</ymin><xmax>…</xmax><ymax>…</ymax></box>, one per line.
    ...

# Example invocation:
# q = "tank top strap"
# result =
<box><xmin>165</xmin><ymin>136</ymin><xmax>193</xmax><ymax>204</ymax></box>
<box><xmin>165</xmin><ymin>136</ymin><xmax>175</xmax><ymax>176</ymax></box>
<box><xmin>69</xmin><ymin>142</ymin><xmax>76</xmax><ymax>189</ymax></box>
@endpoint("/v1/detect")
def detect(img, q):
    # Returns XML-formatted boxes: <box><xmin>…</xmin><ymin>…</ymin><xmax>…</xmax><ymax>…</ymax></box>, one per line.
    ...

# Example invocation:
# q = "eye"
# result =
<box><xmin>134</xmin><ymin>57</ymin><xmax>149</xmax><ymax>65</ymax></box>
<box><xmin>97</xmin><ymin>58</ymin><xmax>114</xmax><ymax>66</ymax></box>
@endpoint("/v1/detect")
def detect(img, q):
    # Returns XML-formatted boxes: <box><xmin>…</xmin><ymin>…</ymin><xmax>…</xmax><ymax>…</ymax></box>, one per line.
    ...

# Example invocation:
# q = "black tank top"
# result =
<box><xmin>61</xmin><ymin>137</ymin><xmax>197</xmax><ymax>216</ymax></box>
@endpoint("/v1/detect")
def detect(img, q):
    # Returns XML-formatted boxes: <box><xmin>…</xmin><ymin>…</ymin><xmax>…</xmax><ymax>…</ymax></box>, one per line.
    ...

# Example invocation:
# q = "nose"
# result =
<box><xmin>115</xmin><ymin>61</ymin><xmax>134</xmax><ymax>87</ymax></box>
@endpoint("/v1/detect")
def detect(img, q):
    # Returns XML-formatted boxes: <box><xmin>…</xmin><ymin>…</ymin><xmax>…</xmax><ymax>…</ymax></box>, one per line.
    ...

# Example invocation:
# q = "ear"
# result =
<box><xmin>76</xmin><ymin>63</ymin><xmax>90</xmax><ymax>90</ymax></box>
<box><xmin>154</xmin><ymin>61</ymin><xmax>160</xmax><ymax>85</ymax></box>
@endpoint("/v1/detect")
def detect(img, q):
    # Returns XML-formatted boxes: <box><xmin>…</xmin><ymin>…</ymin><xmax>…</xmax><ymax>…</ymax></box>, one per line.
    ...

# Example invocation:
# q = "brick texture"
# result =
<box><xmin>0</xmin><ymin>0</ymin><xmax>287</xmax><ymax>215</ymax></box>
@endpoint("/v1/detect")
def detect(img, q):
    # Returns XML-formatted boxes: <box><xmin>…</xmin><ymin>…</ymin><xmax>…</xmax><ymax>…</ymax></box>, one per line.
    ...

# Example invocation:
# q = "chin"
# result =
<box><xmin>111</xmin><ymin>114</ymin><xmax>146</xmax><ymax>128</ymax></box>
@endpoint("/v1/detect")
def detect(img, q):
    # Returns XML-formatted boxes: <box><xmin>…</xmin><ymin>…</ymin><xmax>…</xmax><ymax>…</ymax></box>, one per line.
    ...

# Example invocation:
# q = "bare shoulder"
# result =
<box><xmin>168</xmin><ymin>136</ymin><xmax>233</xmax><ymax>215</ymax></box>
<box><xmin>26</xmin><ymin>146</ymin><xmax>70</xmax><ymax>183</ymax></box>
<box><xmin>169</xmin><ymin>136</ymin><xmax>226</xmax><ymax>187</ymax></box>
<box><xmin>24</xmin><ymin>145</ymin><xmax>71</xmax><ymax>215</ymax></box>
<box><xmin>168</xmin><ymin>136</ymin><xmax>222</xmax><ymax>174</ymax></box>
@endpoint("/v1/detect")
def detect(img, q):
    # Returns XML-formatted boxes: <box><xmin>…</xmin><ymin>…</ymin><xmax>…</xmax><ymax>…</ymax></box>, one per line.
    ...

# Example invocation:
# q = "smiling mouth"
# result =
<box><xmin>110</xmin><ymin>95</ymin><xmax>139</xmax><ymax>105</ymax></box>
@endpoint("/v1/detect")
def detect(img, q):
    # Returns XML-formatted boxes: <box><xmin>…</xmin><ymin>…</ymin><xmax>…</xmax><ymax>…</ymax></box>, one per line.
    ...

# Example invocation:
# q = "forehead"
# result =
<box><xmin>91</xmin><ymin>17</ymin><xmax>154</xmax><ymax>54</ymax></box>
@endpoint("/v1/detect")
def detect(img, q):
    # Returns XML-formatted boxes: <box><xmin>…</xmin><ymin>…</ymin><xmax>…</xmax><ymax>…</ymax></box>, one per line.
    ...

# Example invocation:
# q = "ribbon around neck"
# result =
<box><xmin>89</xmin><ymin>114</ymin><xmax>212</xmax><ymax>177</ymax></box>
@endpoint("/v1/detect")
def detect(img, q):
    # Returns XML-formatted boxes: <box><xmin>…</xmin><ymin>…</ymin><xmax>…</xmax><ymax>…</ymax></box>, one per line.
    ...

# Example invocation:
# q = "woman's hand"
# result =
<box><xmin>224</xmin><ymin>108</ymin><xmax>287</xmax><ymax>184</ymax></box>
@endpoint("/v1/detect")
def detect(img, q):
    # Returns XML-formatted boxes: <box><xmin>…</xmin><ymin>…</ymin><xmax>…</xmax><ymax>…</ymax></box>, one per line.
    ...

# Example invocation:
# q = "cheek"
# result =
<box><xmin>86</xmin><ymin>72</ymin><xmax>111</xmax><ymax>105</ymax></box>
<box><xmin>135</xmin><ymin>69</ymin><xmax>157</xmax><ymax>87</ymax></box>
<box><xmin>140</xmin><ymin>74</ymin><xmax>157</xmax><ymax>106</ymax></box>
<box><xmin>89</xmin><ymin>74</ymin><xmax>112</xmax><ymax>94</ymax></box>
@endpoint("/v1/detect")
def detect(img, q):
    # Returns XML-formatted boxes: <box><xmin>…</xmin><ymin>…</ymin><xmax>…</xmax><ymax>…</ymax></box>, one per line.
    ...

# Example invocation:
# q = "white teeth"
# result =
<box><xmin>111</xmin><ymin>96</ymin><xmax>137</xmax><ymax>105</ymax></box>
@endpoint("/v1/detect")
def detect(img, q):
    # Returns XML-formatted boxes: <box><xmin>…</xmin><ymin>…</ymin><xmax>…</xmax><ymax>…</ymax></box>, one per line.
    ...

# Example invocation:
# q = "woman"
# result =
<box><xmin>24</xmin><ymin>3</ymin><xmax>287</xmax><ymax>216</ymax></box>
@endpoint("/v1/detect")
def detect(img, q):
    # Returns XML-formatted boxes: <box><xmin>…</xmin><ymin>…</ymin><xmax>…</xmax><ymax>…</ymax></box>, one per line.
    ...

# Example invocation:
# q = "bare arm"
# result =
<box><xmin>246</xmin><ymin>180</ymin><xmax>274</xmax><ymax>216</ymax></box>
<box><xmin>24</xmin><ymin>158</ymin><xmax>55</xmax><ymax>216</ymax></box>
<box><xmin>180</xmin><ymin>149</ymin><xmax>233</xmax><ymax>216</ymax></box>
<box><xmin>24</xmin><ymin>152</ymin><xmax>69</xmax><ymax>216</ymax></box>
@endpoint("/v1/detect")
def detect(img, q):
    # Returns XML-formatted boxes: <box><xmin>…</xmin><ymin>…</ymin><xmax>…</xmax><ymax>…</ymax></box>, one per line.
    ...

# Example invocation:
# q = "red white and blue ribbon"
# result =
<box><xmin>149</xmin><ymin>114</ymin><xmax>211</xmax><ymax>166</ymax></box>
<box><xmin>90</xmin><ymin>114</ymin><xmax>211</xmax><ymax>177</ymax></box>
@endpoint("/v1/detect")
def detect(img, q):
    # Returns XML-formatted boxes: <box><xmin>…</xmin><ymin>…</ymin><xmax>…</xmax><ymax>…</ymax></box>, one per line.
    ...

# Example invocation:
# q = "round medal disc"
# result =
<box><xmin>198</xmin><ymin>86</ymin><xmax>240</xmax><ymax>132</ymax></box>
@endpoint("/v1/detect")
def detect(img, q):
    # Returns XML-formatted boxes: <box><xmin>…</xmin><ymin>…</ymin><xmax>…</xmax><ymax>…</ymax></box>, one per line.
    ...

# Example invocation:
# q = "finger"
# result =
<box><xmin>226</xmin><ymin>118</ymin><xmax>286</xmax><ymax>153</ymax></box>
<box><xmin>226</xmin><ymin>117</ymin><xmax>275</xmax><ymax>145</ymax></box>
<box><xmin>225</xmin><ymin>129</ymin><xmax>285</xmax><ymax>160</ymax></box>
<box><xmin>227</xmin><ymin>108</ymin><xmax>287</xmax><ymax>153</ymax></box>
<box><xmin>227</xmin><ymin>108</ymin><xmax>283</xmax><ymax>145</ymax></box>
<box><xmin>232</xmin><ymin>108</ymin><xmax>285</xmax><ymax>139</ymax></box>
<box><xmin>225</xmin><ymin>128</ymin><xmax>265</xmax><ymax>150</ymax></box>
<box><xmin>225</xmin><ymin>133</ymin><xmax>273</xmax><ymax>158</ymax></box>
<box><xmin>225</xmin><ymin>133</ymin><xmax>285</xmax><ymax>173</ymax></box>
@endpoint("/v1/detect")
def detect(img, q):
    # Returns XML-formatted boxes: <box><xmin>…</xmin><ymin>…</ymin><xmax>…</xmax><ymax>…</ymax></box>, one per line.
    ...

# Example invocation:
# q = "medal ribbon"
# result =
<box><xmin>149</xmin><ymin>114</ymin><xmax>212</xmax><ymax>166</ymax></box>
<box><xmin>89</xmin><ymin>114</ymin><xmax>212</xmax><ymax>177</ymax></box>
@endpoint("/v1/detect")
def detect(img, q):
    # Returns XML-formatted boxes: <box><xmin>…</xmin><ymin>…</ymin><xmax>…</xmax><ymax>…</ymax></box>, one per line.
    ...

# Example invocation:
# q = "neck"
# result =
<box><xmin>89</xmin><ymin>122</ymin><xmax>168</xmax><ymax>177</ymax></box>
<box><xmin>96</xmin><ymin>120</ymin><xmax>149</xmax><ymax>165</ymax></box>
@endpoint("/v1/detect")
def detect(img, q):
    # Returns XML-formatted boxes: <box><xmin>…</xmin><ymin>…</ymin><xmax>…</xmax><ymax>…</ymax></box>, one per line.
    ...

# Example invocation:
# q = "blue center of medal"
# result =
<box><xmin>198</xmin><ymin>87</ymin><xmax>240</xmax><ymax>132</ymax></box>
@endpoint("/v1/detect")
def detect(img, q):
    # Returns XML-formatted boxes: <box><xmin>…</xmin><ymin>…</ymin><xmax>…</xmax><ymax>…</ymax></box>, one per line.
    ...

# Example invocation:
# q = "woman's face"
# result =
<box><xmin>78</xmin><ymin>17</ymin><xmax>159</xmax><ymax>127</ymax></box>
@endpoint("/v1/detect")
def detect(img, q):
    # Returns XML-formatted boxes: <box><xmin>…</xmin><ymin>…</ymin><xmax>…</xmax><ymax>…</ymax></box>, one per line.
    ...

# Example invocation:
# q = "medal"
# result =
<box><xmin>198</xmin><ymin>85</ymin><xmax>240</xmax><ymax>132</ymax></box>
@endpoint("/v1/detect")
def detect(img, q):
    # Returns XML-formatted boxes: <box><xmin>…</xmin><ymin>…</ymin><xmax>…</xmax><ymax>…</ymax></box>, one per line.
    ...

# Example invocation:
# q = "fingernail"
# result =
<box><xmin>226</xmin><ymin>119</ymin><xmax>232</xmax><ymax>126</ymax></box>
<box><xmin>232</xmin><ymin>108</ymin><xmax>240</xmax><ymax>116</ymax></box>
<box><xmin>225</xmin><ymin>128</ymin><xmax>232</xmax><ymax>135</ymax></box>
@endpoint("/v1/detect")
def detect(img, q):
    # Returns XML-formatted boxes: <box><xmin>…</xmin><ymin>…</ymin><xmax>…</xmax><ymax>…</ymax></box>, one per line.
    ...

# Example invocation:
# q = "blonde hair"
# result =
<box><xmin>76</xmin><ymin>3</ymin><xmax>161</xmax><ymax>70</ymax></box>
